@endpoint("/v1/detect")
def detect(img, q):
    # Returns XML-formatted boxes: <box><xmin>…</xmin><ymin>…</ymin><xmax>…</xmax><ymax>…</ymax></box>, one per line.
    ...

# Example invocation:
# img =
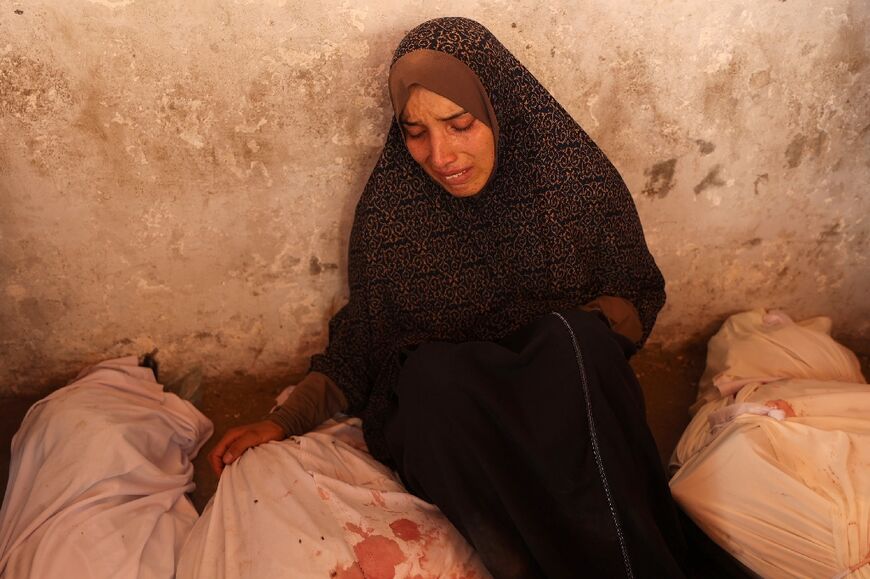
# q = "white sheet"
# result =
<box><xmin>670</xmin><ymin>310</ymin><xmax>870</xmax><ymax>578</ymax></box>
<box><xmin>177</xmin><ymin>416</ymin><xmax>490</xmax><ymax>579</ymax></box>
<box><xmin>690</xmin><ymin>309</ymin><xmax>864</xmax><ymax>414</ymax></box>
<box><xmin>0</xmin><ymin>357</ymin><xmax>212</xmax><ymax>579</ymax></box>
<box><xmin>1</xmin><ymin>357</ymin><xmax>487</xmax><ymax>578</ymax></box>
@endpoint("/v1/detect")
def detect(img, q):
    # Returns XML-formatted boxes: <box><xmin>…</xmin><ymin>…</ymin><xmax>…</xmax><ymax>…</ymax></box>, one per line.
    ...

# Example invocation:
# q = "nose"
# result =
<box><xmin>429</xmin><ymin>133</ymin><xmax>457</xmax><ymax>169</ymax></box>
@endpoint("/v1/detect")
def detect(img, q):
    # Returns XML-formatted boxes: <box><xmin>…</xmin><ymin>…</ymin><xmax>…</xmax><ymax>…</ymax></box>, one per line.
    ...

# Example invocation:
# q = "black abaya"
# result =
<box><xmin>384</xmin><ymin>311</ymin><xmax>688</xmax><ymax>578</ymax></box>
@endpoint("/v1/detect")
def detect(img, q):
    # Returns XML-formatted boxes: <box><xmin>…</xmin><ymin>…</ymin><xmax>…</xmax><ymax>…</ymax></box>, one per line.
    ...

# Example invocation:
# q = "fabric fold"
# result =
<box><xmin>0</xmin><ymin>357</ymin><xmax>213</xmax><ymax>579</ymax></box>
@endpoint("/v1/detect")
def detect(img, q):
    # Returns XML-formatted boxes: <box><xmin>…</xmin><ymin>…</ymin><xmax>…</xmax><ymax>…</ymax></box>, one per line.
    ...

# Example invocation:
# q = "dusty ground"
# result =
<box><xmin>1</xmin><ymin>340</ymin><xmax>867</xmax><ymax>514</ymax></box>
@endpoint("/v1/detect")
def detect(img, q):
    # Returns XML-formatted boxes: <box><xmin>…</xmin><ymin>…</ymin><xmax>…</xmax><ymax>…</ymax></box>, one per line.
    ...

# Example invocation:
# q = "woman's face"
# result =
<box><xmin>400</xmin><ymin>85</ymin><xmax>495</xmax><ymax>197</ymax></box>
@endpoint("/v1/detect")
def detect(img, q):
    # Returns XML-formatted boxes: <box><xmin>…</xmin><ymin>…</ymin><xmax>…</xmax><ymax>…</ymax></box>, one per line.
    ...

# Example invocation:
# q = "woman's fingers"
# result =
<box><xmin>208</xmin><ymin>428</ymin><xmax>244</xmax><ymax>476</ymax></box>
<box><xmin>208</xmin><ymin>421</ymin><xmax>286</xmax><ymax>477</ymax></box>
<box><xmin>223</xmin><ymin>430</ymin><xmax>265</xmax><ymax>464</ymax></box>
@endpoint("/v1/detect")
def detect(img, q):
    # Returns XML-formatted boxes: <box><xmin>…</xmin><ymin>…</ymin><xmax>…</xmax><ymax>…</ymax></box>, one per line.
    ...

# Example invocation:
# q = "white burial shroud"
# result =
<box><xmin>0</xmin><ymin>357</ymin><xmax>212</xmax><ymax>579</ymax></box>
<box><xmin>670</xmin><ymin>310</ymin><xmax>870</xmax><ymax>579</ymax></box>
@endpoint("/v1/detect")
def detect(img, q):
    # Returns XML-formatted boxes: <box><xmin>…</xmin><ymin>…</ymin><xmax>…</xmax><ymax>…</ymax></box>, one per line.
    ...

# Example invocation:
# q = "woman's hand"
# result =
<box><xmin>207</xmin><ymin>420</ymin><xmax>286</xmax><ymax>477</ymax></box>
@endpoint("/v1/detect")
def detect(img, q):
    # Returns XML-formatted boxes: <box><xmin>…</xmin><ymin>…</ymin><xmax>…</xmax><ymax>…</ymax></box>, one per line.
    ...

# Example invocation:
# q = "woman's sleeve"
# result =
<box><xmin>582</xmin><ymin>295</ymin><xmax>643</xmax><ymax>344</ymax></box>
<box><xmin>267</xmin><ymin>371</ymin><xmax>348</xmax><ymax>435</ymax></box>
<box><xmin>588</xmin><ymin>167</ymin><xmax>666</xmax><ymax>346</ymax></box>
<box><xmin>307</xmin><ymin>206</ymin><xmax>377</xmax><ymax>416</ymax></box>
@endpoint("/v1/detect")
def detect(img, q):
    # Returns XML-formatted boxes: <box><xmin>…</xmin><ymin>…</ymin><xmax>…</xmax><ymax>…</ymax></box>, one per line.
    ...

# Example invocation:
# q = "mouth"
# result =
<box><xmin>438</xmin><ymin>167</ymin><xmax>473</xmax><ymax>185</ymax></box>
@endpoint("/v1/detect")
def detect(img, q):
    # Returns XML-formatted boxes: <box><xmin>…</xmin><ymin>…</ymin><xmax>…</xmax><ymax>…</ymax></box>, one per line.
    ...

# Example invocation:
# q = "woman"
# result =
<box><xmin>210</xmin><ymin>17</ymin><xmax>687</xmax><ymax>578</ymax></box>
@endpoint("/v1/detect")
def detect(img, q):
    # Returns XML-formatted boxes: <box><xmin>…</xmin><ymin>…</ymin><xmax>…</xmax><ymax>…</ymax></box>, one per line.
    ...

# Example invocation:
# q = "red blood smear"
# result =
<box><xmin>353</xmin><ymin>534</ymin><xmax>406</xmax><ymax>579</ymax></box>
<box><xmin>390</xmin><ymin>518</ymin><xmax>422</xmax><ymax>542</ymax></box>
<box><xmin>332</xmin><ymin>561</ymin><xmax>365</xmax><ymax>579</ymax></box>
<box><xmin>317</xmin><ymin>487</ymin><xmax>331</xmax><ymax>501</ymax></box>
<box><xmin>345</xmin><ymin>522</ymin><xmax>368</xmax><ymax>538</ymax></box>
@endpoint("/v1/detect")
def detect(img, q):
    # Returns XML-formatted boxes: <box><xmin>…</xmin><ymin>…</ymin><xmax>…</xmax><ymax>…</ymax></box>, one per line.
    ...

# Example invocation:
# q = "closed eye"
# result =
<box><xmin>452</xmin><ymin>118</ymin><xmax>475</xmax><ymax>132</ymax></box>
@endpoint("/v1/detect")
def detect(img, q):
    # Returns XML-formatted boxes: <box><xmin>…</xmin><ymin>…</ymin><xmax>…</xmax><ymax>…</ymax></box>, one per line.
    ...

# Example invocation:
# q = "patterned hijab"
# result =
<box><xmin>311</xmin><ymin>17</ymin><xmax>665</xmax><ymax>459</ymax></box>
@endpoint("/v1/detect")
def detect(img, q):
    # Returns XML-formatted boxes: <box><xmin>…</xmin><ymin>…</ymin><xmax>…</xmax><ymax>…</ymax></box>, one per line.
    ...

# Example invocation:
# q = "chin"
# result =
<box><xmin>446</xmin><ymin>187</ymin><xmax>480</xmax><ymax>198</ymax></box>
<box><xmin>443</xmin><ymin>179</ymin><xmax>485</xmax><ymax>198</ymax></box>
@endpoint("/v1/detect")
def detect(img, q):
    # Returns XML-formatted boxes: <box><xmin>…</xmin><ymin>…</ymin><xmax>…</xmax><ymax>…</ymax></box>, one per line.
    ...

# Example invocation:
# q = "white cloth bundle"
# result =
<box><xmin>691</xmin><ymin>309</ymin><xmax>864</xmax><ymax>414</ymax></box>
<box><xmin>1</xmin><ymin>357</ymin><xmax>487</xmax><ymax>578</ymax></box>
<box><xmin>670</xmin><ymin>310</ymin><xmax>869</xmax><ymax>578</ymax></box>
<box><xmin>0</xmin><ymin>357</ymin><xmax>212</xmax><ymax>579</ymax></box>
<box><xmin>177</xmin><ymin>415</ymin><xmax>489</xmax><ymax>578</ymax></box>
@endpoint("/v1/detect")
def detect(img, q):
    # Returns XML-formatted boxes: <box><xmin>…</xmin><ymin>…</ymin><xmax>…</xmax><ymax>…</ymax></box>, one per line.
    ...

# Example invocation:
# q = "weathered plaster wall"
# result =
<box><xmin>1</xmin><ymin>0</ymin><xmax>867</xmax><ymax>394</ymax></box>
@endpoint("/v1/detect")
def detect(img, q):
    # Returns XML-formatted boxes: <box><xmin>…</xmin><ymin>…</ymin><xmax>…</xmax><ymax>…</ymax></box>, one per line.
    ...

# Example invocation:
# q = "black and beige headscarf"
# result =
<box><xmin>311</xmin><ymin>17</ymin><xmax>665</xmax><ymax>459</ymax></box>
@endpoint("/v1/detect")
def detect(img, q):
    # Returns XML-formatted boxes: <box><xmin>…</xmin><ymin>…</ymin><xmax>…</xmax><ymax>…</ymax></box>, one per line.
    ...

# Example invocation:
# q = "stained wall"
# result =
<box><xmin>1</xmin><ymin>0</ymin><xmax>867</xmax><ymax>394</ymax></box>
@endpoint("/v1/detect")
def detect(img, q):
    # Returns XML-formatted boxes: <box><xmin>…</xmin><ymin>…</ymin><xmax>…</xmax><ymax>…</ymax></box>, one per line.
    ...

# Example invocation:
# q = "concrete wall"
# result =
<box><xmin>1</xmin><ymin>0</ymin><xmax>867</xmax><ymax>394</ymax></box>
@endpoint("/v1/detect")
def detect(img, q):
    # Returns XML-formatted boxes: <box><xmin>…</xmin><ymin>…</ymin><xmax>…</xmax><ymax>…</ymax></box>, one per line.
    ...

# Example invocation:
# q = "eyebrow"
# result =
<box><xmin>401</xmin><ymin>110</ymin><xmax>470</xmax><ymax>126</ymax></box>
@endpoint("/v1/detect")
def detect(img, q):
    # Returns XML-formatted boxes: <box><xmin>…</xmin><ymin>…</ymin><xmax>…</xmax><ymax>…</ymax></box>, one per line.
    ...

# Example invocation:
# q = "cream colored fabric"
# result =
<box><xmin>691</xmin><ymin>309</ymin><xmax>865</xmax><ymax>415</ymax></box>
<box><xmin>670</xmin><ymin>310</ymin><xmax>870</xmax><ymax>578</ymax></box>
<box><xmin>177</xmin><ymin>415</ymin><xmax>489</xmax><ymax>579</ymax></box>
<box><xmin>0</xmin><ymin>357</ymin><xmax>212</xmax><ymax>579</ymax></box>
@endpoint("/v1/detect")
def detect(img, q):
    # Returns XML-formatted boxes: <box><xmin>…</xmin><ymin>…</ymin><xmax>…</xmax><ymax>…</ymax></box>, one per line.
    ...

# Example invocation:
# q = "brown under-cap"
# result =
<box><xmin>389</xmin><ymin>48</ymin><xmax>500</xmax><ymax>147</ymax></box>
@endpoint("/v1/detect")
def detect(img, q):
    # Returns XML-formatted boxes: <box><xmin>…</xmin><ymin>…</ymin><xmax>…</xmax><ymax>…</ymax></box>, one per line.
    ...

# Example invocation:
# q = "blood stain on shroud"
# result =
<box><xmin>390</xmin><ymin>518</ymin><xmax>422</xmax><ymax>542</ymax></box>
<box><xmin>353</xmin><ymin>534</ymin><xmax>406</xmax><ymax>579</ymax></box>
<box><xmin>341</xmin><ymin>521</ymin><xmax>408</xmax><ymax>578</ymax></box>
<box><xmin>345</xmin><ymin>522</ymin><xmax>367</xmax><ymax>538</ymax></box>
<box><xmin>331</xmin><ymin>561</ymin><xmax>365</xmax><ymax>579</ymax></box>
